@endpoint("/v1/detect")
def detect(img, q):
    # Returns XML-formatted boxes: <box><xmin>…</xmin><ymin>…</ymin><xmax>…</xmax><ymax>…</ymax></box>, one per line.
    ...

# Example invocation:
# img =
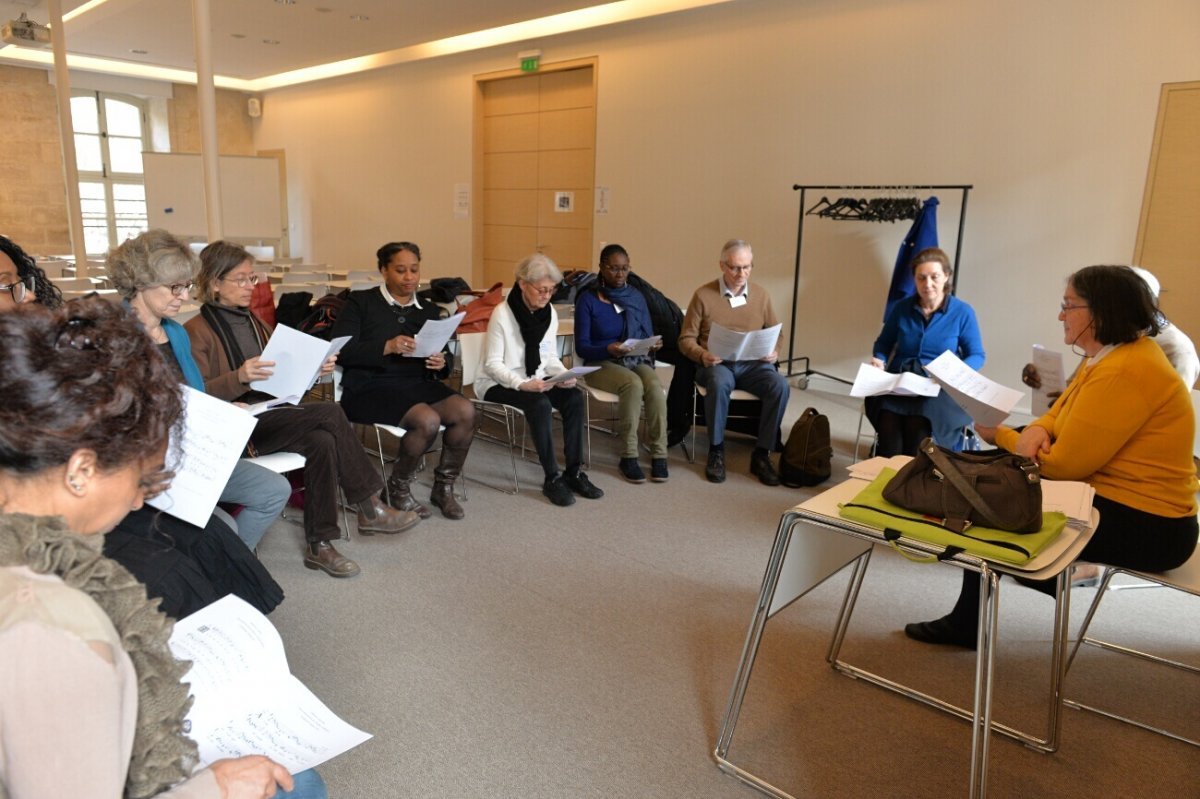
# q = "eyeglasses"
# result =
<box><xmin>0</xmin><ymin>275</ymin><xmax>34</xmax><ymax>303</ymax></box>
<box><xmin>222</xmin><ymin>273</ymin><xmax>260</xmax><ymax>288</ymax></box>
<box><xmin>722</xmin><ymin>264</ymin><xmax>752</xmax><ymax>274</ymax></box>
<box><xmin>167</xmin><ymin>282</ymin><xmax>194</xmax><ymax>298</ymax></box>
<box><xmin>1059</xmin><ymin>302</ymin><xmax>1089</xmax><ymax>313</ymax></box>
<box><xmin>525</xmin><ymin>283</ymin><xmax>557</xmax><ymax>296</ymax></box>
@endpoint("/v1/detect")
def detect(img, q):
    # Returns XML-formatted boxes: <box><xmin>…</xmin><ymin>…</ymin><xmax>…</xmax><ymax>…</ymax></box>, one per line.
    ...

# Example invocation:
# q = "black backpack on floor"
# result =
<box><xmin>780</xmin><ymin>407</ymin><xmax>832</xmax><ymax>487</ymax></box>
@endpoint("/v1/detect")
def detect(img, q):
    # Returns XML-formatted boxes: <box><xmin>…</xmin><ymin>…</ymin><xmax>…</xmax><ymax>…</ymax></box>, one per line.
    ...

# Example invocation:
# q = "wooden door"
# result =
<box><xmin>477</xmin><ymin>61</ymin><xmax>596</xmax><ymax>287</ymax></box>
<box><xmin>1134</xmin><ymin>80</ymin><xmax>1200</xmax><ymax>335</ymax></box>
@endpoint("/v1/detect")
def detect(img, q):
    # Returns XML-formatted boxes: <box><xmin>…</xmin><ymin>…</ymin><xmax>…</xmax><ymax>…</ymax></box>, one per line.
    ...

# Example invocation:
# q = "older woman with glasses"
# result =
<box><xmin>0</xmin><ymin>297</ymin><xmax>326</xmax><ymax>799</ymax></box>
<box><xmin>0</xmin><ymin>234</ymin><xmax>63</xmax><ymax>310</ymax></box>
<box><xmin>475</xmin><ymin>253</ymin><xmax>604</xmax><ymax>507</ymax></box>
<box><xmin>906</xmin><ymin>265</ymin><xmax>1198</xmax><ymax>648</ymax></box>
<box><xmin>185</xmin><ymin>240</ymin><xmax>420</xmax><ymax>577</ymax></box>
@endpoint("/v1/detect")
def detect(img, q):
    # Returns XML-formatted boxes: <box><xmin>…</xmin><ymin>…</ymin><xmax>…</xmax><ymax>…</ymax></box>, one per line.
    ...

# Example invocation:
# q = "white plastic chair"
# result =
<box><xmin>685</xmin><ymin>383</ymin><xmax>762</xmax><ymax>463</ymax></box>
<box><xmin>243</xmin><ymin>450</ymin><xmax>350</xmax><ymax>541</ymax></box>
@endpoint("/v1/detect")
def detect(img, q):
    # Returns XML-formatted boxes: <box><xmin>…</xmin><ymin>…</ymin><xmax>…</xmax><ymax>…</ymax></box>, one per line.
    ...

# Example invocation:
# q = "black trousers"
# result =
<box><xmin>483</xmin><ymin>385</ymin><xmax>585</xmax><ymax>479</ymax></box>
<box><xmin>945</xmin><ymin>494</ymin><xmax>1199</xmax><ymax>630</ymax></box>
<box><xmin>252</xmin><ymin>402</ymin><xmax>383</xmax><ymax>543</ymax></box>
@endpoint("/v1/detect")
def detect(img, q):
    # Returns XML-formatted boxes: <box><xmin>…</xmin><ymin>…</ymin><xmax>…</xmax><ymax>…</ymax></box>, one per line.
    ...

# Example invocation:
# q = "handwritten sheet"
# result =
<box><xmin>407</xmin><ymin>312</ymin><xmax>466</xmax><ymax>358</ymax></box>
<box><xmin>147</xmin><ymin>387</ymin><xmax>256</xmax><ymax>527</ymax></box>
<box><xmin>849</xmin><ymin>363</ymin><xmax>941</xmax><ymax>398</ymax></box>
<box><xmin>544</xmin><ymin>365</ymin><xmax>601</xmax><ymax>384</ymax></box>
<box><xmin>1031</xmin><ymin>345</ymin><xmax>1066</xmax><ymax>416</ymax></box>
<box><xmin>251</xmin><ymin>326</ymin><xmax>350</xmax><ymax>402</ymax></box>
<box><xmin>620</xmin><ymin>335</ymin><xmax>662</xmax><ymax>357</ymax></box>
<box><xmin>706</xmin><ymin>322</ymin><xmax>782</xmax><ymax>362</ymax></box>
<box><xmin>925</xmin><ymin>351</ymin><xmax>1024</xmax><ymax>427</ymax></box>
<box><xmin>170</xmin><ymin>595</ymin><xmax>372</xmax><ymax>774</ymax></box>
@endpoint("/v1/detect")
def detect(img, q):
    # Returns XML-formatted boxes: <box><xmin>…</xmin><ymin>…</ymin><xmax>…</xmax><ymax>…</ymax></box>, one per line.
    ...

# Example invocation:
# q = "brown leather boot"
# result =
<box><xmin>303</xmin><ymin>540</ymin><xmax>361</xmax><ymax>578</ymax></box>
<box><xmin>385</xmin><ymin>451</ymin><xmax>431</xmax><ymax>519</ymax></box>
<box><xmin>356</xmin><ymin>496</ymin><xmax>420</xmax><ymax>535</ymax></box>
<box><xmin>430</xmin><ymin>444</ymin><xmax>469</xmax><ymax>520</ymax></box>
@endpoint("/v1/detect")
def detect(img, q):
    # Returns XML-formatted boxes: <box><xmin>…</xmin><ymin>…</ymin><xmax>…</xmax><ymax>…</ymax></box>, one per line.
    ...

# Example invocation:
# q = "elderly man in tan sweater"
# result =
<box><xmin>678</xmin><ymin>239</ymin><xmax>790</xmax><ymax>484</ymax></box>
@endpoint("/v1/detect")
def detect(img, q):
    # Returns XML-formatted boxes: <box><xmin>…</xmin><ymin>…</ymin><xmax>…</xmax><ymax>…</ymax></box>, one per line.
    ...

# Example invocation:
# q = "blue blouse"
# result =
<box><xmin>872</xmin><ymin>294</ymin><xmax>985</xmax><ymax>372</ymax></box>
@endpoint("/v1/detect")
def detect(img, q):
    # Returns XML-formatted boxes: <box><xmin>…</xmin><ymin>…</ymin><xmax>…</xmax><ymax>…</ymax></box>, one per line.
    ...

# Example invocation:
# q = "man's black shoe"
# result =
<box><xmin>705</xmin><ymin>449</ymin><xmax>726</xmax><ymax>483</ymax></box>
<box><xmin>750</xmin><ymin>451</ymin><xmax>781</xmax><ymax>486</ymax></box>
<box><xmin>564</xmin><ymin>469</ymin><xmax>604</xmax><ymax>499</ymax></box>
<box><xmin>542</xmin><ymin>475</ymin><xmax>576</xmax><ymax>506</ymax></box>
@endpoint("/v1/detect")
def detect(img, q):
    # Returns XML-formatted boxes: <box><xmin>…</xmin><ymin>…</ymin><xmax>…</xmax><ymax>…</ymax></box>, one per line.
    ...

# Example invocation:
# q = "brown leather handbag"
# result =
<box><xmin>882</xmin><ymin>438</ymin><xmax>1043</xmax><ymax>533</ymax></box>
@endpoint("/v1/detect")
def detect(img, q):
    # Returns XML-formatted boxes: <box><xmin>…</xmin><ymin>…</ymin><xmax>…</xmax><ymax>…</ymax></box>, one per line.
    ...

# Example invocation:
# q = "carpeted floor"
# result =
<box><xmin>254</xmin><ymin>375</ymin><xmax>1200</xmax><ymax>797</ymax></box>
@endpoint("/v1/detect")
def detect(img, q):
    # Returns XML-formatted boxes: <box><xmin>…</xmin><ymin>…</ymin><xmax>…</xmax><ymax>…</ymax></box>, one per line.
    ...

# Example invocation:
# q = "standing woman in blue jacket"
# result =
<box><xmin>574</xmin><ymin>244</ymin><xmax>669</xmax><ymax>484</ymax></box>
<box><xmin>866</xmin><ymin>247</ymin><xmax>985</xmax><ymax>456</ymax></box>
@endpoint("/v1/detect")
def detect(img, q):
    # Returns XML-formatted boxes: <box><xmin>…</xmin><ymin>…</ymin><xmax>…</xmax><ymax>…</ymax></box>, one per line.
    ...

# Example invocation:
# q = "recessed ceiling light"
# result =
<box><xmin>315</xmin><ymin>6</ymin><xmax>332</xmax><ymax>12</ymax></box>
<box><xmin>350</xmin><ymin>14</ymin><xmax>369</xmax><ymax>21</ymax></box>
<box><xmin>262</xmin><ymin>39</ymin><xmax>280</xmax><ymax>45</ymax></box>
<box><xmin>130</xmin><ymin>49</ymin><xmax>148</xmax><ymax>55</ymax></box>
<box><xmin>230</xmin><ymin>33</ymin><xmax>246</xmax><ymax>39</ymax></box>
<box><xmin>274</xmin><ymin>0</ymin><xmax>296</xmax><ymax>5</ymax></box>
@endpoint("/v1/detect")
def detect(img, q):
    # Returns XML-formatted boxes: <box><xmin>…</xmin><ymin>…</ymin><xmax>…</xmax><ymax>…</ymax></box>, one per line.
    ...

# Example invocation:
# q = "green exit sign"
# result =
<box><xmin>520</xmin><ymin>57</ymin><xmax>540</xmax><ymax>72</ymax></box>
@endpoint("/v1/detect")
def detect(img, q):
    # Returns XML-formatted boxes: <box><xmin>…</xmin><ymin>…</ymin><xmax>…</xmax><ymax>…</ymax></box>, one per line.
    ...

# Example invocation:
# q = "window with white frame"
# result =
<box><xmin>70</xmin><ymin>92</ymin><xmax>149</xmax><ymax>254</ymax></box>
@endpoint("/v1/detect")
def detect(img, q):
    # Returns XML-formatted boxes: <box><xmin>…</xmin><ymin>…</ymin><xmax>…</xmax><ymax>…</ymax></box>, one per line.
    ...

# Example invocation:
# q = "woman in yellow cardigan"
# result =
<box><xmin>906</xmin><ymin>265</ymin><xmax>1198</xmax><ymax>647</ymax></box>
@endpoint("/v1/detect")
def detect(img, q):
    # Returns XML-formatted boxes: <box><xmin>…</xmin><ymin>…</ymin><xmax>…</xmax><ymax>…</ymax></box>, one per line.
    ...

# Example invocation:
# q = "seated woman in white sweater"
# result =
<box><xmin>474</xmin><ymin>254</ymin><xmax>604</xmax><ymax>507</ymax></box>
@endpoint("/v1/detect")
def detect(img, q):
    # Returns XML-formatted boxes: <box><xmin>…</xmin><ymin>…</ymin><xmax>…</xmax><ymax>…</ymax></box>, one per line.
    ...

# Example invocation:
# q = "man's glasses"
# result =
<box><xmin>722</xmin><ymin>264</ymin><xmax>752</xmax><ymax>274</ymax></box>
<box><xmin>222</xmin><ymin>273</ymin><xmax>261</xmax><ymax>288</ymax></box>
<box><xmin>167</xmin><ymin>282</ymin><xmax>194</xmax><ymax>298</ymax></box>
<box><xmin>0</xmin><ymin>275</ymin><xmax>35</xmax><ymax>303</ymax></box>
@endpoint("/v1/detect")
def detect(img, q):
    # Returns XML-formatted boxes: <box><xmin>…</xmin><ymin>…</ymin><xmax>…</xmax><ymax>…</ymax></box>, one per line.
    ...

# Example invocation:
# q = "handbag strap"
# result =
<box><xmin>919</xmin><ymin>438</ymin><xmax>1034</xmax><ymax>532</ymax></box>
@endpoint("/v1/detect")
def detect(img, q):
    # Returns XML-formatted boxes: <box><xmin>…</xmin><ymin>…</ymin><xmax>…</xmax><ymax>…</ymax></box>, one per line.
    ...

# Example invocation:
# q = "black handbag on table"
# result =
<box><xmin>882</xmin><ymin>438</ymin><xmax>1043</xmax><ymax>534</ymax></box>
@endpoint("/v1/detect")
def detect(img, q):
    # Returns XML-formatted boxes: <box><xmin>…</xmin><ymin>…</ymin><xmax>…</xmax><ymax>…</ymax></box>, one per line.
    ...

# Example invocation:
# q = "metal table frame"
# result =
<box><xmin>713</xmin><ymin>479</ymin><xmax>1096</xmax><ymax>799</ymax></box>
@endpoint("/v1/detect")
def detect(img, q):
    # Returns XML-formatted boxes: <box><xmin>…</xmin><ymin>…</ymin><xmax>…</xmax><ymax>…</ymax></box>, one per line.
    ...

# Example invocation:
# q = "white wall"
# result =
<box><xmin>253</xmin><ymin>0</ymin><xmax>1200</xmax><ymax>398</ymax></box>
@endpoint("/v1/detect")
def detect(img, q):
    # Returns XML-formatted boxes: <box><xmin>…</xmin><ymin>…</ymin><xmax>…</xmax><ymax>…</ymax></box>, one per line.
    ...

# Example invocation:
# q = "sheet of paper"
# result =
<box><xmin>1040</xmin><ymin>480</ymin><xmax>1095</xmax><ymax>525</ymax></box>
<box><xmin>846</xmin><ymin>454</ymin><xmax>913</xmax><ymax>481</ymax></box>
<box><xmin>925</xmin><ymin>351</ymin><xmax>1024</xmax><ymax>427</ymax></box>
<box><xmin>544</xmin><ymin>365</ymin><xmax>601</xmax><ymax>384</ymax></box>
<box><xmin>849</xmin><ymin>363</ymin><xmax>941</xmax><ymax>398</ymax></box>
<box><xmin>147</xmin><ymin>387</ymin><xmax>256</xmax><ymax>527</ymax></box>
<box><xmin>243</xmin><ymin>396</ymin><xmax>300</xmax><ymax>415</ymax></box>
<box><xmin>705</xmin><ymin>322</ymin><xmax>782</xmax><ymax>362</ymax></box>
<box><xmin>620</xmin><ymin>335</ymin><xmax>662</xmax><ymax>357</ymax></box>
<box><xmin>251</xmin><ymin>327</ymin><xmax>349</xmax><ymax>402</ymax></box>
<box><xmin>1031</xmin><ymin>345</ymin><xmax>1066</xmax><ymax>416</ymax></box>
<box><xmin>170</xmin><ymin>596</ymin><xmax>373</xmax><ymax>774</ymax></box>
<box><xmin>407</xmin><ymin>312</ymin><xmax>466</xmax><ymax>358</ymax></box>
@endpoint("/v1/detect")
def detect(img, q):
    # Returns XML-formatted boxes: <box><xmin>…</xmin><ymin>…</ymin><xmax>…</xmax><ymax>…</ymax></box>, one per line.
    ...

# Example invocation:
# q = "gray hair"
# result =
<box><xmin>107</xmin><ymin>229</ymin><xmax>197</xmax><ymax>300</ymax></box>
<box><xmin>515</xmin><ymin>252</ymin><xmax>563</xmax><ymax>285</ymax></box>
<box><xmin>720</xmin><ymin>238</ymin><xmax>752</xmax><ymax>265</ymax></box>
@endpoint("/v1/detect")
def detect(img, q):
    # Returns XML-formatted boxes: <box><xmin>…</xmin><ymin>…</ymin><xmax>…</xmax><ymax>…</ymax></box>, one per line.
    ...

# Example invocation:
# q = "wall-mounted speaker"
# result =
<box><xmin>247</xmin><ymin>97</ymin><xmax>262</xmax><ymax>118</ymax></box>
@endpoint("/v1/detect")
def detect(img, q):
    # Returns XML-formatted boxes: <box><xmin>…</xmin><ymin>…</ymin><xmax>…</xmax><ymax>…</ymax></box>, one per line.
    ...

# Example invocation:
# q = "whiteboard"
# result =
<box><xmin>144</xmin><ymin>153</ymin><xmax>283</xmax><ymax>240</ymax></box>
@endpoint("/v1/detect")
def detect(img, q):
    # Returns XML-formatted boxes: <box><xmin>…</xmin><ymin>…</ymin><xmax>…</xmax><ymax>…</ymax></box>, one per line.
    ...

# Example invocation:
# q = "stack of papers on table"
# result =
<box><xmin>847</xmin><ymin>455</ymin><xmax>912</xmax><ymax>481</ymax></box>
<box><xmin>1040</xmin><ymin>480</ymin><xmax>1095</xmax><ymax>526</ymax></box>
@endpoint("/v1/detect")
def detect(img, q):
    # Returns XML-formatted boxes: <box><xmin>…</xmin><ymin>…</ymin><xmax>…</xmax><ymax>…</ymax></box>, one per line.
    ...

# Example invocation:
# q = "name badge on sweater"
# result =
<box><xmin>613</xmin><ymin>303</ymin><xmax>624</xmax><ymax>314</ymax></box>
<box><xmin>728</xmin><ymin>294</ymin><xmax>747</xmax><ymax>308</ymax></box>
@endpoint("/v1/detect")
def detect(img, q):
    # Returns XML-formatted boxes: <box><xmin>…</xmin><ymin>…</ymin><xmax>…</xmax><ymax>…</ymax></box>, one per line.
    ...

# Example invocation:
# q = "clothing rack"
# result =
<box><xmin>783</xmin><ymin>183</ymin><xmax>973</xmax><ymax>385</ymax></box>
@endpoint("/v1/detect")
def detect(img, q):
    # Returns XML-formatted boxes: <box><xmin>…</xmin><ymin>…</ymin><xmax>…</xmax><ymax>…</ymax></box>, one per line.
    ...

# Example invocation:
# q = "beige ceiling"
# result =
<box><xmin>0</xmin><ymin>0</ymin><xmax>624</xmax><ymax>81</ymax></box>
<box><xmin>0</xmin><ymin>0</ymin><xmax>729</xmax><ymax>86</ymax></box>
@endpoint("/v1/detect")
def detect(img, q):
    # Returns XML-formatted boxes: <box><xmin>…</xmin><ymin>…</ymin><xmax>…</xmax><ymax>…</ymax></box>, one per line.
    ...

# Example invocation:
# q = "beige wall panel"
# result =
<box><xmin>483</xmin><ymin>259</ymin><xmax>517</xmax><ymax>288</ymax></box>
<box><xmin>484</xmin><ymin>152</ymin><xmax>538</xmax><ymax>189</ymax></box>
<box><xmin>484</xmin><ymin>112</ymin><xmax>538</xmax><ymax>153</ymax></box>
<box><xmin>483</xmin><ymin>224</ymin><xmax>537</xmax><ymax>262</ymax></box>
<box><xmin>484</xmin><ymin>189</ymin><xmax>538</xmax><ymax>227</ymax></box>
<box><xmin>539</xmin><ymin>107</ymin><xmax>595</xmax><ymax>151</ymax></box>
<box><xmin>538</xmin><ymin>227</ymin><xmax>592</xmax><ymax>270</ymax></box>
<box><xmin>482</xmin><ymin>75</ymin><xmax>539</xmax><ymax>116</ymax></box>
<box><xmin>1136</xmin><ymin>82</ymin><xmax>1200</xmax><ymax>337</ymax></box>
<box><xmin>539</xmin><ymin>68</ymin><xmax>593</xmax><ymax>111</ymax></box>
<box><xmin>537</xmin><ymin>188</ymin><xmax>594</xmax><ymax>229</ymax></box>
<box><xmin>538</xmin><ymin>149</ymin><xmax>595</xmax><ymax>189</ymax></box>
